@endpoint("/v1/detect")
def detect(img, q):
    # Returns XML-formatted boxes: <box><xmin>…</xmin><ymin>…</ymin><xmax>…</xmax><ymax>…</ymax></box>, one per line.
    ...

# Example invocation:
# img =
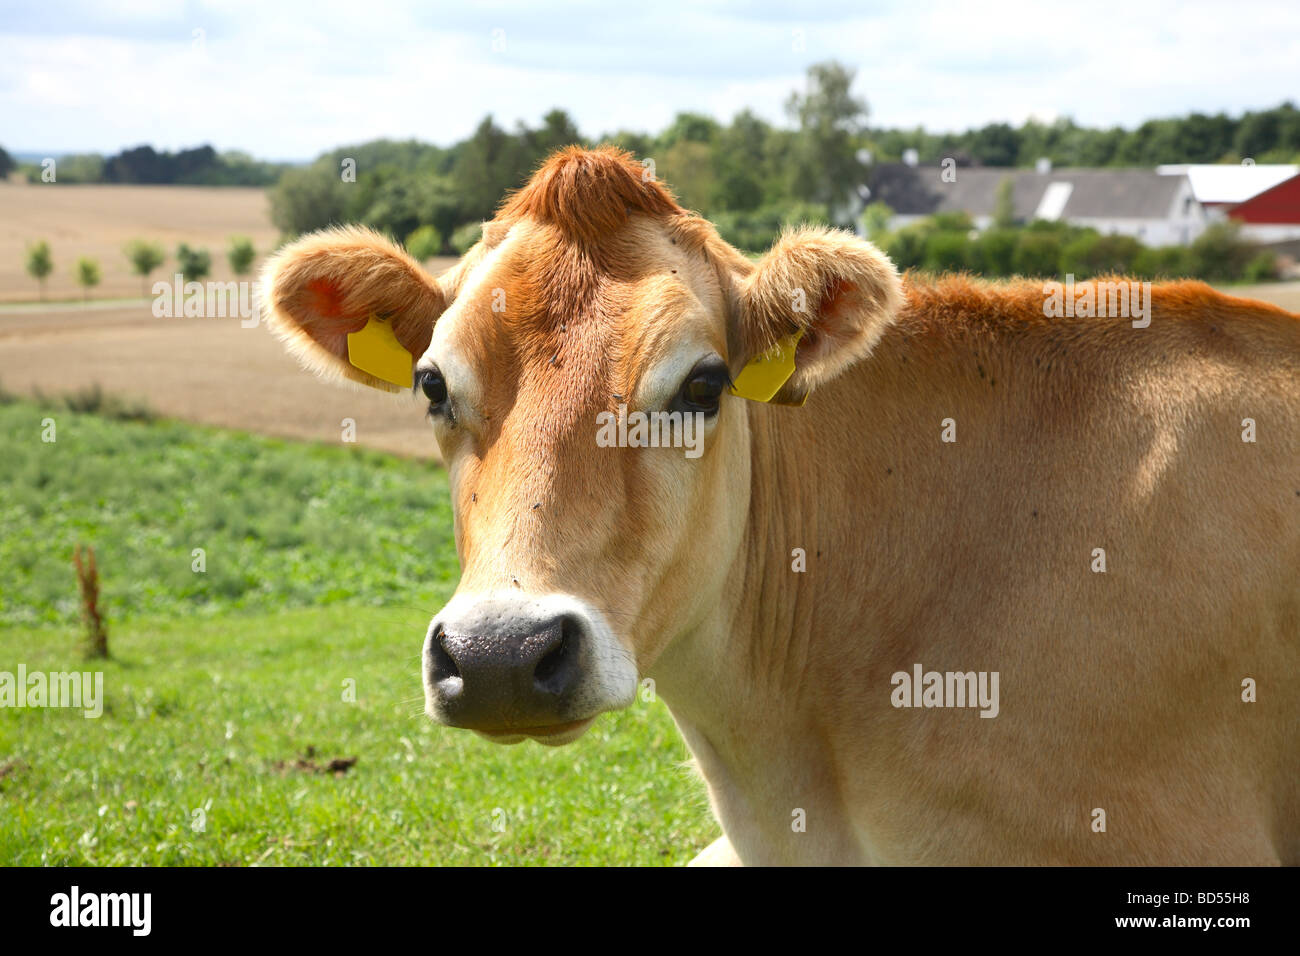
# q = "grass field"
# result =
<box><xmin>0</xmin><ymin>398</ymin><xmax>717</xmax><ymax>865</ymax></box>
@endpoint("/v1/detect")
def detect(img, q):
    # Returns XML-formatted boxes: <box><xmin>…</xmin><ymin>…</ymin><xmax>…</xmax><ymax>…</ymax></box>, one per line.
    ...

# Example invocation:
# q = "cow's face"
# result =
<box><xmin>263</xmin><ymin>147</ymin><xmax>901</xmax><ymax>745</ymax></box>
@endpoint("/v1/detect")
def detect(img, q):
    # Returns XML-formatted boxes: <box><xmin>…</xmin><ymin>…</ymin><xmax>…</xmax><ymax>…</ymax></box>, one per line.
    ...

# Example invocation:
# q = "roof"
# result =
<box><xmin>868</xmin><ymin>165</ymin><xmax>1189</xmax><ymax>221</ymax></box>
<box><xmin>1156</xmin><ymin>164</ymin><xmax>1300</xmax><ymax>204</ymax></box>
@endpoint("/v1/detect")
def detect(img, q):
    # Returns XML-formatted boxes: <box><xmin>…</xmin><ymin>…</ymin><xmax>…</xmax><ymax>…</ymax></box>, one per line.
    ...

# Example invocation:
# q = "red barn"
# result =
<box><xmin>1228</xmin><ymin>173</ymin><xmax>1300</xmax><ymax>243</ymax></box>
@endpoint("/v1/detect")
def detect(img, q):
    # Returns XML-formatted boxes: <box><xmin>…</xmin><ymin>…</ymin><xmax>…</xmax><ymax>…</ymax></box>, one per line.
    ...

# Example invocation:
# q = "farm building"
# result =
<box><xmin>1223</xmin><ymin>172</ymin><xmax>1300</xmax><ymax>244</ymax></box>
<box><xmin>865</xmin><ymin>161</ymin><xmax>1206</xmax><ymax>245</ymax></box>
<box><xmin>1158</xmin><ymin>162</ymin><xmax>1300</xmax><ymax>245</ymax></box>
<box><xmin>1156</xmin><ymin>163</ymin><xmax>1299</xmax><ymax>211</ymax></box>
<box><xmin>864</xmin><ymin>159</ymin><xmax>1300</xmax><ymax>249</ymax></box>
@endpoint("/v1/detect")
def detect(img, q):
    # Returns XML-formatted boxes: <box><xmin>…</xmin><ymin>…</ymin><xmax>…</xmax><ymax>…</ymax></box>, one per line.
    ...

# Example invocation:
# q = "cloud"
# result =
<box><xmin>1</xmin><ymin>0</ymin><xmax>1297</xmax><ymax>158</ymax></box>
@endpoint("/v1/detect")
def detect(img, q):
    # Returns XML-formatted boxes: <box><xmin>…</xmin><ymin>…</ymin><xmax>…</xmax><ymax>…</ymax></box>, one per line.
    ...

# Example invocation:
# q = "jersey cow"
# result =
<box><xmin>262</xmin><ymin>146</ymin><xmax>1299</xmax><ymax>865</ymax></box>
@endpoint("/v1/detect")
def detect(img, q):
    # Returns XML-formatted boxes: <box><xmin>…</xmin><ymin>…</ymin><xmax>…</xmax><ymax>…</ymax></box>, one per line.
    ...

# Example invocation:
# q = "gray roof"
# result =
<box><xmin>868</xmin><ymin>165</ymin><xmax>1188</xmax><ymax>221</ymax></box>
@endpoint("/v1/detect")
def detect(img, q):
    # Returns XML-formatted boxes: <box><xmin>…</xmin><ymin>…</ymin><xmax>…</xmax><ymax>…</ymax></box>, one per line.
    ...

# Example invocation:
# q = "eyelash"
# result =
<box><xmin>426</xmin><ymin>403</ymin><xmax>455</xmax><ymax>427</ymax></box>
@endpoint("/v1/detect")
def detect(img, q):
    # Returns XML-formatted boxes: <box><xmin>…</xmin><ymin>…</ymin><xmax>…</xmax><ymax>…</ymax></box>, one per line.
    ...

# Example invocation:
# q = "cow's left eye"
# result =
<box><xmin>673</xmin><ymin>360</ymin><xmax>729</xmax><ymax>417</ymax></box>
<box><xmin>417</xmin><ymin>366</ymin><xmax>449</xmax><ymax>411</ymax></box>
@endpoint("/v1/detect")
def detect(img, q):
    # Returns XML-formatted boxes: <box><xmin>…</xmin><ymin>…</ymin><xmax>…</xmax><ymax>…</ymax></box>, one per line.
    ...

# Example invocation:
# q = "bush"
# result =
<box><xmin>881</xmin><ymin>223</ymin><xmax>930</xmax><ymax>271</ymax></box>
<box><xmin>922</xmin><ymin>231</ymin><xmax>972</xmax><ymax>273</ymax></box>
<box><xmin>1244</xmin><ymin>251</ymin><xmax>1279</xmax><ymax>282</ymax></box>
<box><xmin>929</xmin><ymin>211</ymin><xmax>975</xmax><ymax>233</ymax></box>
<box><xmin>1133</xmin><ymin>245</ymin><xmax>1191</xmax><ymax>279</ymax></box>
<box><xmin>404</xmin><ymin>225</ymin><xmax>442</xmax><ymax>262</ymax></box>
<box><xmin>33</xmin><ymin>383</ymin><xmax>155</xmax><ymax>422</ymax></box>
<box><xmin>971</xmin><ymin>229</ymin><xmax>1018</xmax><ymax>277</ymax></box>
<box><xmin>450</xmin><ymin>221</ymin><xmax>484</xmax><ymax>255</ymax></box>
<box><xmin>1012</xmin><ymin>232</ymin><xmax>1063</xmax><ymax>277</ymax></box>
<box><xmin>1060</xmin><ymin>232</ymin><xmax>1142</xmax><ymax>278</ymax></box>
<box><xmin>1187</xmin><ymin>222</ymin><xmax>1257</xmax><ymax>281</ymax></box>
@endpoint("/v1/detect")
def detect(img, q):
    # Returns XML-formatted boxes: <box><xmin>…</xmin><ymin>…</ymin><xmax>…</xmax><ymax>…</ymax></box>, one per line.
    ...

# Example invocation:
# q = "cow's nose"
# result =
<box><xmin>426</xmin><ymin>613</ymin><xmax>584</xmax><ymax>730</ymax></box>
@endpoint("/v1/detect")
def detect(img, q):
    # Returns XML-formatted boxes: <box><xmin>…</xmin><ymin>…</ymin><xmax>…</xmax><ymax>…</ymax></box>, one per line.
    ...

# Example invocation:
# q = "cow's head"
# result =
<box><xmin>262</xmin><ymin>147</ymin><xmax>902</xmax><ymax>745</ymax></box>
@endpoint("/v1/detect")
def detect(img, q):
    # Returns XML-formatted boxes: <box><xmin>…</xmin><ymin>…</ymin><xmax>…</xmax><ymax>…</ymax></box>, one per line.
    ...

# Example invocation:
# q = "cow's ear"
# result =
<box><xmin>260</xmin><ymin>226</ymin><xmax>446</xmax><ymax>392</ymax></box>
<box><xmin>735</xmin><ymin>226</ymin><xmax>903</xmax><ymax>400</ymax></box>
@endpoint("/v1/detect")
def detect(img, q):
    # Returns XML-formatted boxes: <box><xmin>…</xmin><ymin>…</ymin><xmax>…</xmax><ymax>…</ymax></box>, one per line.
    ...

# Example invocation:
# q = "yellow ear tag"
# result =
<box><xmin>346</xmin><ymin>313</ymin><xmax>413</xmax><ymax>388</ymax></box>
<box><xmin>729</xmin><ymin>330</ymin><xmax>803</xmax><ymax>403</ymax></box>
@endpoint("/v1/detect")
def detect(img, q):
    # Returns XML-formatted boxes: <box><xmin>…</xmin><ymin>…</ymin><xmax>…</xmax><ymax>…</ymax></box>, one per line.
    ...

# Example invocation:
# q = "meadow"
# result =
<box><xmin>0</xmin><ymin>397</ymin><xmax>717</xmax><ymax>865</ymax></box>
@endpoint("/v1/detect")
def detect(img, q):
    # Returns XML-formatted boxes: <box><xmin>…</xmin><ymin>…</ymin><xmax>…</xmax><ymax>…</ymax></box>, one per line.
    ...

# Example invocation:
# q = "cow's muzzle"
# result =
<box><xmin>423</xmin><ymin>593</ymin><xmax>636</xmax><ymax>743</ymax></box>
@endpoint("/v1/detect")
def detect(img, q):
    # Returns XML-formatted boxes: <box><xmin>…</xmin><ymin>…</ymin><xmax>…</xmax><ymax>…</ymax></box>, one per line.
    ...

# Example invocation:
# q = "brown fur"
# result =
<box><xmin>498</xmin><ymin>145</ymin><xmax>685</xmax><ymax>246</ymax></box>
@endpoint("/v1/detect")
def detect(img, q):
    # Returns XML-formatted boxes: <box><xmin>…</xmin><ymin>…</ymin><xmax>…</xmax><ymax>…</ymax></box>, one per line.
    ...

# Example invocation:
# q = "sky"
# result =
<box><xmin>2</xmin><ymin>0</ymin><xmax>1298</xmax><ymax>160</ymax></box>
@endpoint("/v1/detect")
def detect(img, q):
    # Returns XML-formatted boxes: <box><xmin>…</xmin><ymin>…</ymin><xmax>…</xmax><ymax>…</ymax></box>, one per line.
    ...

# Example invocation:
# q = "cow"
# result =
<box><xmin>261</xmin><ymin>146</ymin><xmax>1299</xmax><ymax>865</ymax></box>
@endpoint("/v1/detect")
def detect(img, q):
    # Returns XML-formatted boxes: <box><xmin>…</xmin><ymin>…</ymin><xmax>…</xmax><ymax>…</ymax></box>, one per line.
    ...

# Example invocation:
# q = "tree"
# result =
<box><xmin>529</xmin><ymin>109</ymin><xmax>584</xmax><ymax>156</ymax></box>
<box><xmin>360</xmin><ymin>169</ymin><xmax>459</xmax><ymax>241</ymax></box>
<box><xmin>714</xmin><ymin>109</ymin><xmax>774</xmax><ymax>212</ymax></box>
<box><xmin>269</xmin><ymin>162</ymin><xmax>349</xmax><ymax>236</ymax></box>
<box><xmin>405</xmin><ymin>225</ymin><xmax>442</xmax><ymax>262</ymax></box>
<box><xmin>993</xmin><ymin>176</ymin><xmax>1016</xmax><ymax>228</ymax></box>
<box><xmin>861</xmin><ymin>201</ymin><xmax>894</xmax><ymax>241</ymax></box>
<box><xmin>0</xmin><ymin>145</ymin><xmax>14</xmax><ymax>179</ymax></box>
<box><xmin>968</xmin><ymin>123</ymin><xmax>1021</xmax><ymax>166</ymax></box>
<box><xmin>25</xmin><ymin>240</ymin><xmax>53</xmax><ymax>300</ymax></box>
<box><xmin>658</xmin><ymin>140</ymin><xmax>718</xmax><ymax>213</ymax></box>
<box><xmin>227</xmin><ymin>236</ymin><xmax>256</xmax><ymax>275</ymax></box>
<box><xmin>785</xmin><ymin>61</ymin><xmax>870</xmax><ymax>221</ymax></box>
<box><xmin>658</xmin><ymin>112</ymin><xmax>721</xmax><ymax>148</ymax></box>
<box><xmin>124</xmin><ymin>239</ymin><xmax>166</xmax><ymax>296</ymax></box>
<box><xmin>176</xmin><ymin>243</ymin><xmax>211</xmax><ymax>281</ymax></box>
<box><xmin>450</xmin><ymin>116</ymin><xmax>519</xmax><ymax>224</ymax></box>
<box><xmin>75</xmin><ymin>257</ymin><xmax>102</xmax><ymax>301</ymax></box>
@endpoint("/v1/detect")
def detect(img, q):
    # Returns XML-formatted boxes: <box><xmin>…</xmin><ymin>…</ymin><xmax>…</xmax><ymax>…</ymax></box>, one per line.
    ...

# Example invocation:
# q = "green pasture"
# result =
<box><xmin>0</xmin><ymin>397</ymin><xmax>715</xmax><ymax>865</ymax></box>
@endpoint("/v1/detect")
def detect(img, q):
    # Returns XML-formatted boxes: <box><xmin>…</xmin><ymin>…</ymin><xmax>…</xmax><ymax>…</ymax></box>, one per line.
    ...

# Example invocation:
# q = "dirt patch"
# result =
<box><xmin>274</xmin><ymin>747</ymin><xmax>358</xmax><ymax>777</ymax></box>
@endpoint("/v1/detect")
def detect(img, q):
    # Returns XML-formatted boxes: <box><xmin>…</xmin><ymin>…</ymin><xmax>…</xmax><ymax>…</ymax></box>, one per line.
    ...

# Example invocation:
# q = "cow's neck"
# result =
<box><xmin>650</xmin><ymin>386</ymin><xmax>892</xmax><ymax>865</ymax></box>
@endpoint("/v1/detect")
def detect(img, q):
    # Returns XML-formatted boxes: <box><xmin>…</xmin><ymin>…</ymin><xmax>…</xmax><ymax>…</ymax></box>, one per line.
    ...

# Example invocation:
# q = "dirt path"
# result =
<box><xmin>0</xmin><ymin>301</ymin><xmax>441</xmax><ymax>460</ymax></box>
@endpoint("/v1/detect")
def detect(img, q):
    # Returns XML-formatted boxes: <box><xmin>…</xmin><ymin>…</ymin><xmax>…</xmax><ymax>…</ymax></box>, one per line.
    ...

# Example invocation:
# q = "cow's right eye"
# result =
<box><xmin>673</xmin><ymin>358</ymin><xmax>730</xmax><ymax>417</ymax></box>
<box><xmin>417</xmin><ymin>366</ymin><xmax>448</xmax><ymax>410</ymax></box>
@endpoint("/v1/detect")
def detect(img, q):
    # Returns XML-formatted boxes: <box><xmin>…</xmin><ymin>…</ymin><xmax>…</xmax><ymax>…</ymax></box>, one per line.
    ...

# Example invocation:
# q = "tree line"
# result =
<box><xmin>262</xmin><ymin>68</ymin><xmax>1300</xmax><ymax>255</ymax></box>
<box><xmin>4</xmin><ymin>62</ymin><xmax>1297</xmax><ymax>254</ymax></box>
<box><xmin>4</xmin><ymin>144</ymin><xmax>287</xmax><ymax>186</ymax></box>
